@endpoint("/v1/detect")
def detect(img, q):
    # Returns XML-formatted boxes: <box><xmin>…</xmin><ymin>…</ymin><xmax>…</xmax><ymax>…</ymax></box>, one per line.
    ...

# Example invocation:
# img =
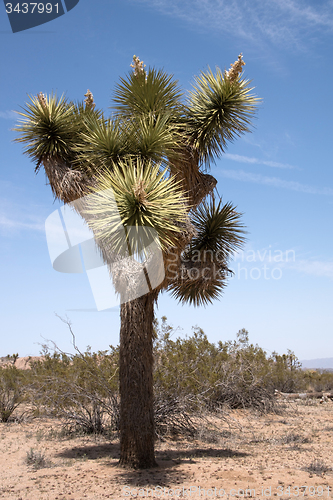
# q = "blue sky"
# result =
<box><xmin>0</xmin><ymin>0</ymin><xmax>332</xmax><ymax>360</ymax></box>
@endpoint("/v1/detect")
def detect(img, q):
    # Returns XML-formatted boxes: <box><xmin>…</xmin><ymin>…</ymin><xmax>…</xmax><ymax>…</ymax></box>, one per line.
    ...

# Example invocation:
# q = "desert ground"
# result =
<box><xmin>0</xmin><ymin>398</ymin><xmax>332</xmax><ymax>500</ymax></box>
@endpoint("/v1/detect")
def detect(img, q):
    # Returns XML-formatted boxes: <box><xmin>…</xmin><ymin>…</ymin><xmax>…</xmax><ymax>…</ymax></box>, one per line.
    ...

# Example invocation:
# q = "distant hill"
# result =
<box><xmin>300</xmin><ymin>358</ymin><xmax>333</xmax><ymax>370</ymax></box>
<box><xmin>0</xmin><ymin>356</ymin><xmax>43</xmax><ymax>370</ymax></box>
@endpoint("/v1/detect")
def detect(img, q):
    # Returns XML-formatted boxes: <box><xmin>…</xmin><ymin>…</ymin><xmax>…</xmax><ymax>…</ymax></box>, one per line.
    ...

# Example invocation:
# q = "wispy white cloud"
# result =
<box><xmin>0</xmin><ymin>214</ymin><xmax>44</xmax><ymax>232</ymax></box>
<box><xmin>135</xmin><ymin>0</ymin><xmax>333</xmax><ymax>48</ymax></box>
<box><xmin>220</xmin><ymin>169</ymin><xmax>333</xmax><ymax>195</ymax></box>
<box><xmin>0</xmin><ymin>110</ymin><xmax>17</xmax><ymax>120</ymax></box>
<box><xmin>274</xmin><ymin>0</ymin><xmax>333</xmax><ymax>29</ymax></box>
<box><xmin>289</xmin><ymin>259</ymin><xmax>333</xmax><ymax>280</ymax></box>
<box><xmin>223</xmin><ymin>153</ymin><xmax>299</xmax><ymax>170</ymax></box>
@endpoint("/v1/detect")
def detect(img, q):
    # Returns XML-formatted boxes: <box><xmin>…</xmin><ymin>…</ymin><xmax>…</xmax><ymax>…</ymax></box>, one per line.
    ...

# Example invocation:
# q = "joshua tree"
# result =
<box><xmin>15</xmin><ymin>54</ymin><xmax>259</xmax><ymax>468</ymax></box>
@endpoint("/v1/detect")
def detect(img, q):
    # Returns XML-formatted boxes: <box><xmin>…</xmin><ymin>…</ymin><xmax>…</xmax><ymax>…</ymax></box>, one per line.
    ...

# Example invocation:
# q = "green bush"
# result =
<box><xmin>0</xmin><ymin>365</ymin><xmax>26</xmax><ymax>422</ymax></box>
<box><xmin>5</xmin><ymin>316</ymin><xmax>330</xmax><ymax>437</ymax></box>
<box><xmin>301</xmin><ymin>369</ymin><xmax>333</xmax><ymax>392</ymax></box>
<box><xmin>28</xmin><ymin>346</ymin><xmax>119</xmax><ymax>434</ymax></box>
<box><xmin>153</xmin><ymin>320</ymin><xmax>280</xmax><ymax>412</ymax></box>
<box><xmin>152</xmin><ymin>319</ymin><xmax>329</xmax><ymax>412</ymax></box>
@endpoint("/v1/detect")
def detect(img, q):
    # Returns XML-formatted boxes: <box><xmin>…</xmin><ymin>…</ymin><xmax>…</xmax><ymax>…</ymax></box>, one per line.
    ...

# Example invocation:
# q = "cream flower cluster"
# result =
<box><xmin>225</xmin><ymin>54</ymin><xmax>245</xmax><ymax>83</ymax></box>
<box><xmin>84</xmin><ymin>89</ymin><xmax>95</xmax><ymax>110</ymax></box>
<box><xmin>37</xmin><ymin>92</ymin><xmax>47</xmax><ymax>108</ymax></box>
<box><xmin>130</xmin><ymin>55</ymin><xmax>146</xmax><ymax>76</ymax></box>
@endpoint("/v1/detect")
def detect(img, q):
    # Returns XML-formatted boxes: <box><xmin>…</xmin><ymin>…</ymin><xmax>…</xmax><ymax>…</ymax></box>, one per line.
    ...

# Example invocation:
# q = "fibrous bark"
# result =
<box><xmin>119</xmin><ymin>292</ymin><xmax>157</xmax><ymax>468</ymax></box>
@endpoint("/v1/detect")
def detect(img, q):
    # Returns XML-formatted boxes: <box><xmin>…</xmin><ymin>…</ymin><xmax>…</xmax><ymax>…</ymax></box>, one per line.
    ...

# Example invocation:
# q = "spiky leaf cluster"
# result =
<box><xmin>14</xmin><ymin>94</ymin><xmax>103</xmax><ymax>172</ymax></box>
<box><xmin>188</xmin><ymin>198</ymin><xmax>247</xmax><ymax>261</ymax></box>
<box><xmin>82</xmin><ymin>158</ymin><xmax>188</xmax><ymax>255</ymax></box>
<box><xmin>186</xmin><ymin>68</ymin><xmax>259</xmax><ymax>163</ymax></box>
<box><xmin>168</xmin><ymin>265</ymin><xmax>229</xmax><ymax>307</ymax></box>
<box><xmin>113</xmin><ymin>68</ymin><xmax>184</xmax><ymax>119</ymax></box>
<box><xmin>111</xmin><ymin>68</ymin><xmax>185</xmax><ymax>166</ymax></box>
<box><xmin>74</xmin><ymin>114</ymin><xmax>129</xmax><ymax>174</ymax></box>
<box><xmin>168</xmin><ymin>198</ymin><xmax>246</xmax><ymax>307</ymax></box>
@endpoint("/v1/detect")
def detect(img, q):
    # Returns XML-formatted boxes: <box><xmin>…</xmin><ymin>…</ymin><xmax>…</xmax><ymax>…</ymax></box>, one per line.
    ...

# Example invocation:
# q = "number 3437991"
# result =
<box><xmin>5</xmin><ymin>3</ymin><xmax>59</xmax><ymax>14</ymax></box>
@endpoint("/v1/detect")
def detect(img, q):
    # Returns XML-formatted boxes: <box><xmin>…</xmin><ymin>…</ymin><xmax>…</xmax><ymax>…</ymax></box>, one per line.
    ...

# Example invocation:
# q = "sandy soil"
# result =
<box><xmin>0</xmin><ymin>400</ymin><xmax>332</xmax><ymax>500</ymax></box>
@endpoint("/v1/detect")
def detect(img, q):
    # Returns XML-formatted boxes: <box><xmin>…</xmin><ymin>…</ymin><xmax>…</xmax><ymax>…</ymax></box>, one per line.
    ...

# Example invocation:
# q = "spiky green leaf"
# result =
<box><xmin>168</xmin><ymin>197</ymin><xmax>246</xmax><ymax>306</ymax></box>
<box><xmin>187</xmin><ymin>68</ymin><xmax>260</xmax><ymax>163</ymax></box>
<box><xmin>168</xmin><ymin>262</ymin><xmax>230</xmax><ymax>307</ymax></box>
<box><xmin>74</xmin><ymin>113</ymin><xmax>130</xmax><ymax>173</ymax></box>
<box><xmin>14</xmin><ymin>94</ymin><xmax>103</xmax><ymax>173</ymax></box>
<box><xmin>113</xmin><ymin>68</ymin><xmax>184</xmax><ymax>119</ymax></box>
<box><xmin>189</xmin><ymin>197</ymin><xmax>247</xmax><ymax>260</ymax></box>
<box><xmin>82</xmin><ymin>158</ymin><xmax>188</xmax><ymax>254</ymax></box>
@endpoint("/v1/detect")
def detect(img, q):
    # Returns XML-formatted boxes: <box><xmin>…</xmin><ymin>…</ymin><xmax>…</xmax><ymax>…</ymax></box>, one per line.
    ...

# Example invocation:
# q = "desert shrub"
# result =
<box><xmin>0</xmin><ymin>365</ymin><xmax>26</xmax><ymax>422</ymax></box>
<box><xmin>153</xmin><ymin>388</ymin><xmax>197</xmax><ymax>438</ymax></box>
<box><xmin>20</xmin><ymin>315</ymin><xmax>327</xmax><ymax>437</ymax></box>
<box><xmin>280</xmin><ymin>432</ymin><xmax>311</xmax><ymax>445</ymax></box>
<box><xmin>153</xmin><ymin>319</ymin><xmax>321</xmax><ymax>412</ymax></box>
<box><xmin>211</xmin><ymin>330</ymin><xmax>276</xmax><ymax>411</ymax></box>
<box><xmin>302</xmin><ymin>369</ymin><xmax>333</xmax><ymax>392</ymax></box>
<box><xmin>25</xmin><ymin>448</ymin><xmax>49</xmax><ymax>469</ymax></box>
<box><xmin>267</xmin><ymin>350</ymin><xmax>304</xmax><ymax>393</ymax></box>
<box><xmin>153</xmin><ymin>318</ymin><xmax>222</xmax><ymax>401</ymax></box>
<box><xmin>28</xmin><ymin>346</ymin><xmax>120</xmax><ymax>434</ymax></box>
<box><xmin>306</xmin><ymin>459</ymin><xmax>332</xmax><ymax>474</ymax></box>
<box><xmin>153</xmin><ymin>321</ymin><xmax>281</xmax><ymax>412</ymax></box>
<box><xmin>29</xmin><ymin>341</ymin><xmax>197</xmax><ymax>438</ymax></box>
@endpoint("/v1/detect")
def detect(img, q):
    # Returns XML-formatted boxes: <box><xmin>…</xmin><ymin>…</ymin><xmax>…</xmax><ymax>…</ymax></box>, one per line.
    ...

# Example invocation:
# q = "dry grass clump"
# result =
<box><xmin>305</xmin><ymin>459</ymin><xmax>332</xmax><ymax>475</ymax></box>
<box><xmin>25</xmin><ymin>448</ymin><xmax>50</xmax><ymax>470</ymax></box>
<box><xmin>279</xmin><ymin>432</ymin><xmax>312</xmax><ymax>445</ymax></box>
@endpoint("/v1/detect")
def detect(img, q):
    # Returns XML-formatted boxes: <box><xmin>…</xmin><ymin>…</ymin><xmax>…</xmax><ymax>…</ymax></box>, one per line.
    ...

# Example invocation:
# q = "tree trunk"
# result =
<box><xmin>119</xmin><ymin>292</ymin><xmax>157</xmax><ymax>468</ymax></box>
